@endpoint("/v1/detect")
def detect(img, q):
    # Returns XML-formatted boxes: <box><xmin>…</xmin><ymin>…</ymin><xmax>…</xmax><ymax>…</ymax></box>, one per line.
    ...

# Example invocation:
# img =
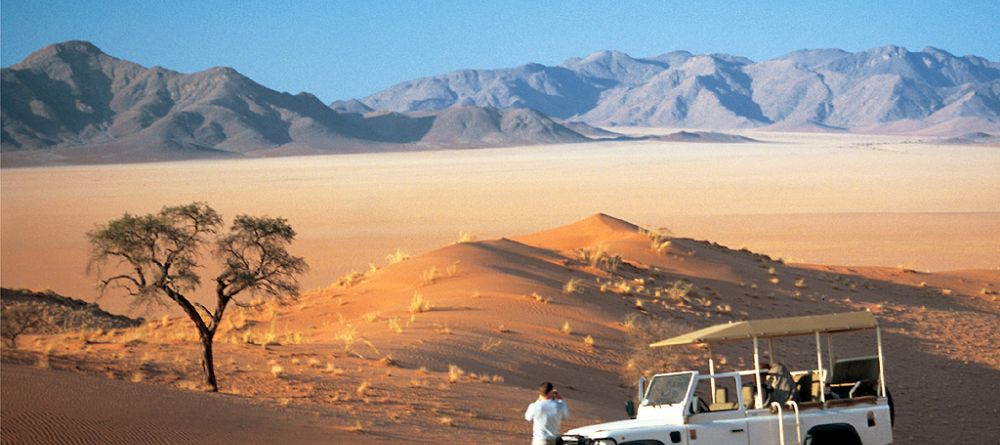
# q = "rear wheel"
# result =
<box><xmin>804</xmin><ymin>423</ymin><xmax>862</xmax><ymax>445</ymax></box>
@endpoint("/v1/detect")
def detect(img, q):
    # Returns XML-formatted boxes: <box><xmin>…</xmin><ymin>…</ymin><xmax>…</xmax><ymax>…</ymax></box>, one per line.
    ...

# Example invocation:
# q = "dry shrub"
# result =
<box><xmin>584</xmin><ymin>335</ymin><xmax>595</xmax><ymax>348</ymax></box>
<box><xmin>388</xmin><ymin>317</ymin><xmax>403</xmax><ymax>334</ymax></box>
<box><xmin>561</xmin><ymin>321</ymin><xmax>573</xmax><ymax>335</ymax></box>
<box><xmin>448</xmin><ymin>364</ymin><xmax>465</xmax><ymax>383</ymax></box>
<box><xmin>338</xmin><ymin>271</ymin><xmax>365</xmax><ymax>288</ymax></box>
<box><xmin>456</xmin><ymin>232</ymin><xmax>476</xmax><ymax>244</ymax></box>
<box><xmin>530</xmin><ymin>292</ymin><xmax>551</xmax><ymax>304</ymax></box>
<box><xmin>563</xmin><ymin>277</ymin><xmax>583</xmax><ymax>295</ymax></box>
<box><xmin>421</xmin><ymin>267</ymin><xmax>440</xmax><ymax>285</ymax></box>
<box><xmin>480</xmin><ymin>337</ymin><xmax>502</xmax><ymax>352</ymax></box>
<box><xmin>356</xmin><ymin>380</ymin><xmax>370</xmax><ymax>397</ymax></box>
<box><xmin>409</xmin><ymin>293</ymin><xmax>432</xmax><ymax>314</ymax></box>
<box><xmin>270</xmin><ymin>364</ymin><xmax>284</xmax><ymax>379</ymax></box>
<box><xmin>386</xmin><ymin>248</ymin><xmax>410</xmax><ymax>264</ymax></box>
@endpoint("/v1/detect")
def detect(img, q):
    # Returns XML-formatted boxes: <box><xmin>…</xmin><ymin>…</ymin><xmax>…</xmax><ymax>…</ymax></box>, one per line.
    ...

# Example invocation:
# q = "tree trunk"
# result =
<box><xmin>200</xmin><ymin>332</ymin><xmax>218</xmax><ymax>392</ymax></box>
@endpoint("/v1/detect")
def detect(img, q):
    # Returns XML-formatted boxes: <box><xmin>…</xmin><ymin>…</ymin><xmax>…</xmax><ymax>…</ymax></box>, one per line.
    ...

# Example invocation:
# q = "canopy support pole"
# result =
<box><xmin>876</xmin><ymin>326</ymin><xmax>887</xmax><ymax>398</ymax></box>
<box><xmin>815</xmin><ymin>331</ymin><xmax>825</xmax><ymax>403</ymax></box>
<box><xmin>768</xmin><ymin>338</ymin><xmax>775</xmax><ymax>364</ymax></box>
<box><xmin>827</xmin><ymin>333</ymin><xmax>834</xmax><ymax>382</ymax></box>
<box><xmin>708</xmin><ymin>343</ymin><xmax>716</xmax><ymax>403</ymax></box>
<box><xmin>753</xmin><ymin>336</ymin><xmax>763</xmax><ymax>409</ymax></box>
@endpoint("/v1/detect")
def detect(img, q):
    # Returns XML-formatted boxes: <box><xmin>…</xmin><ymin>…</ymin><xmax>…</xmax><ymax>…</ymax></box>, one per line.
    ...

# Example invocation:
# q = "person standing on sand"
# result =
<box><xmin>525</xmin><ymin>381</ymin><xmax>570</xmax><ymax>445</ymax></box>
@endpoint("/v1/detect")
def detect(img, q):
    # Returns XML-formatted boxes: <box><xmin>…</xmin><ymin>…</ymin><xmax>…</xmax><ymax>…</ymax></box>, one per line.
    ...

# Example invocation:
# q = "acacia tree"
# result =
<box><xmin>87</xmin><ymin>202</ymin><xmax>307</xmax><ymax>391</ymax></box>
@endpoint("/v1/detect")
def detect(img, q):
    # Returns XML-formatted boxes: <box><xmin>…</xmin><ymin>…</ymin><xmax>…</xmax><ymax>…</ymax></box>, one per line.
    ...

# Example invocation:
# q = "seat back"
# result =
<box><xmin>795</xmin><ymin>373</ymin><xmax>813</xmax><ymax>402</ymax></box>
<box><xmin>742</xmin><ymin>386</ymin><xmax>754</xmax><ymax>409</ymax></box>
<box><xmin>831</xmin><ymin>356</ymin><xmax>879</xmax><ymax>385</ymax></box>
<box><xmin>830</xmin><ymin>356</ymin><xmax>880</xmax><ymax>398</ymax></box>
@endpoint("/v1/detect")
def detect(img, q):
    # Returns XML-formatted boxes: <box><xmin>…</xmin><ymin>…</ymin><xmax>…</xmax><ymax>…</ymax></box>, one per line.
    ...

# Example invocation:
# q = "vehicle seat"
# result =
<box><xmin>795</xmin><ymin>373</ymin><xmax>813</xmax><ymax>402</ymax></box>
<box><xmin>830</xmin><ymin>357</ymin><xmax>879</xmax><ymax>398</ymax></box>
<box><xmin>742</xmin><ymin>385</ymin><xmax>755</xmax><ymax>410</ymax></box>
<box><xmin>709</xmin><ymin>387</ymin><xmax>738</xmax><ymax>411</ymax></box>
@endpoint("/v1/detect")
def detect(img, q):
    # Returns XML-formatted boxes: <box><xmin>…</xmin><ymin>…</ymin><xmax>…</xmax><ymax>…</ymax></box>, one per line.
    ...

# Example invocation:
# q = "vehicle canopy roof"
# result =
<box><xmin>649</xmin><ymin>311</ymin><xmax>877</xmax><ymax>347</ymax></box>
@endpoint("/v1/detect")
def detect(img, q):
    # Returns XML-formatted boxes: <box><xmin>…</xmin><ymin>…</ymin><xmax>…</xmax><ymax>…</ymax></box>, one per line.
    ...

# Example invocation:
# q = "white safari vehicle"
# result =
<box><xmin>562</xmin><ymin>311</ymin><xmax>893</xmax><ymax>445</ymax></box>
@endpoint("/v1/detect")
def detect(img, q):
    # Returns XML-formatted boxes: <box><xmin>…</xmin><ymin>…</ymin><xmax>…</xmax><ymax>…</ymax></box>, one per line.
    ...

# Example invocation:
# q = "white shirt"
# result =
<box><xmin>525</xmin><ymin>398</ymin><xmax>570</xmax><ymax>441</ymax></box>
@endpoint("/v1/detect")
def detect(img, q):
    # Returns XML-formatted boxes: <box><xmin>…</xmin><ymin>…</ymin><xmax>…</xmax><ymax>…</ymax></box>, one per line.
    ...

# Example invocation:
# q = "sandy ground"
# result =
<box><xmin>3</xmin><ymin>132</ymin><xmax>998</xmax><ymax>315</ymax></box>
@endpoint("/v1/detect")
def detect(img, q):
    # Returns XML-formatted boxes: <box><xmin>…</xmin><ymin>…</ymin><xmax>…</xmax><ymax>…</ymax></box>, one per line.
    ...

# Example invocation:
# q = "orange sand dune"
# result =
<box><xmin>3</xmin><ymin>134</ymin><xmax>999</xmax><ymax>317</ymax></box>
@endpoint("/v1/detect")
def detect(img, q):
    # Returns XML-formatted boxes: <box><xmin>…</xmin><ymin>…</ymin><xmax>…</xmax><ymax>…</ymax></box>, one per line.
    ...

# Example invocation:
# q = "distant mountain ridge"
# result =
<box><xmin>1</xmin><ymin>41</ymin><xmax>588</xmax><ymax>166</ymax></box>
<box><xmin>354</xmin><ymin>46</ymin><xmax>1000</xmax><ymax>134</ymax></box>
<box><xmin>2</xmin><ymin>41</ymin><xmax>998</xmax><ymax>166</ymax></box>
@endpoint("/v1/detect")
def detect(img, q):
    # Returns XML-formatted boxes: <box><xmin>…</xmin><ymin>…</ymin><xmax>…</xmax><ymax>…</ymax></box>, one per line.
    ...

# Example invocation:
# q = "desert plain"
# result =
<box><xmin>2</xmin><ymin>131</ymin><xmax>999</xmax><ymax>444</ymax></box>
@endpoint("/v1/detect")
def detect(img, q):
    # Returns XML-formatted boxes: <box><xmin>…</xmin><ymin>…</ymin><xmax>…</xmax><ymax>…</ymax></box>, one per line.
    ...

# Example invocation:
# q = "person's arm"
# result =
<box><xmin>558</xmin><ymin>400</ymin><xmax>570</xmax><ymax>420</ymax></box>
<box><xmin>524</xmin><ymin>402</ymin><xmax>536</xmax><ymax>421</ymax></box>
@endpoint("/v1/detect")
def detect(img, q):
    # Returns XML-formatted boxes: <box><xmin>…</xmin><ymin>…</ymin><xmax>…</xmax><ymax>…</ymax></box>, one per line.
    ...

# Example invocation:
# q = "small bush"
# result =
<box><xmin>386</xmin><ymin>248</ymin><xmax>410</xmax><ymax>264</ymax></box>
<box><xmin>421</xmin><ymin>267</ymin><xmax>440</xmax><ymax>285</ymax></box>
<box><xmin>410</xmin><ymin>293</ymin><xmax>432</xmax><ymax>314</ymax></box>
<box><xmin>563</xmin><ymin>277</ymin><xmax>583</xmax><ymax>295</ymax></box>
<box><xmin>338</xmin><ymin>271</ymin><xmax>365</xmax><ymax>288</ymax></box>
<box><xmin>448</xmin><ymin>364</ymin><xmax>465</xmax><ymax>383</ymax></box>
<box><xmin>480</xmin><ymin>337</ymin><xmax>503</xmax><ymax>352</ymax></box>
<box><xmin>388</xmin><ymin>317</ymin><xmax>404</xmax><ymax>334</ymax></box>
<box><xmin>530</xmin><ymin>292</ymin><xmax>551</xmax><ymax>304</ymax></box>
<box><xmin>561</xmin><ymin>321</ymin><xmax>573</xmax><ymax>335</ymax></box>
<box><xmin>270</xmin><ymin>364</ymin><xmax>284</xmax><ymax>378</ymax></box>
<box><xmin>456</xmin><ymin>232</ymin><xmax>476</xmax><ymax>244</ymax></box>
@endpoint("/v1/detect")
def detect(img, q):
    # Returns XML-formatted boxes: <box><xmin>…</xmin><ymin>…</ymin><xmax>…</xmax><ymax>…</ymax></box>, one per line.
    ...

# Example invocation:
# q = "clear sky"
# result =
<box><xmin>2</xmin><ymin>0</ymin><xmax>998</xmax><ymax>103</ymax></box>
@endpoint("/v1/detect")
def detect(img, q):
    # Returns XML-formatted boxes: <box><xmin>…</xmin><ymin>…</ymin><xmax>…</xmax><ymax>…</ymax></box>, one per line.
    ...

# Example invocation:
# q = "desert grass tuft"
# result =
<box><xmin>388</xmin><ymin>317</ymin><xmax>404</xmax><ymax>334</ymax></box>
<box><xmin>270</xmin><ymin>363</ymin><xmax>284</xmax><ymax>379</ymax></box>
<box><xmin>386</xmin><ymin>248</ymin><xmax>410</xmax><ymax>264</ymax></box>
<box><xmin>356</xmin><ymin>380</ymin><xmax>370</xmax><ymax>397</ymax></box>
<box><xmin>561</xmin><ymin>321</ymin><xmax>573</xmax><ymax>335</ymax></box>
<box><xmin>338</xmin><ymin>271</ymin><xmax>365</xmax><ymax>288</ymax></box>
<box><xmin>480</xmin><ymin>337</ymin><xmax>502</xmax><ymax>352</ymax></box>
<box><xmin>563</xmin><ymin>277</ymin><xmax>583</xmax><ymax>295</ymax></box>
<box><xmin>456</xmin><ymin>232</ymin><xmax>476</xmax><ymax>244</ymax></box>
<box><xmin>409</xmin><ymin>293</ymin><xmax>432</xmax><ymax>314</ymax></box>
<box><xmin>530</xmin><ymin>292</ymin><xmax>551</xmax><ymax>304</ymax></box>
<box><xmin>448</xmin><ymin>364</ymin><xmax>465</xmax><ymax>383</ymax></box>
<box><xmin>421</xmin><ymin>267</ymin><xmax>440</xmax><ymax>285</ymax></box>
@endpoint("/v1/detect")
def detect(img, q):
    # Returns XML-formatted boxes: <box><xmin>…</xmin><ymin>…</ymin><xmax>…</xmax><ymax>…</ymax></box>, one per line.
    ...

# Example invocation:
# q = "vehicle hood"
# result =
<box><xmin>566</xmin><ymin>418</ymin><xmax>678</xmax><ymax>436</ymax></box>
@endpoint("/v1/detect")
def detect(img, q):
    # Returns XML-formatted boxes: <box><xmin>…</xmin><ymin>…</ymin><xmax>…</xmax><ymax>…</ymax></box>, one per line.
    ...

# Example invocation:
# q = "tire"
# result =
<box><xmin>804</xmin><ymin>423</ymin><xmax>862</xmax><ymax>445</ymax></box>
<box><xmin>887</xmin><ymin>388</ymin><xmax>895</xmax><ymax>427</ymax></box>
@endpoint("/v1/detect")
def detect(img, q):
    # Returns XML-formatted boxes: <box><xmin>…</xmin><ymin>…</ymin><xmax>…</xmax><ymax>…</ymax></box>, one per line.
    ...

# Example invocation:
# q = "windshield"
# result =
<box><xmin>644</xmin><ymin>372</ymin><xmax>694</xmax><ymax>406</ymax></box>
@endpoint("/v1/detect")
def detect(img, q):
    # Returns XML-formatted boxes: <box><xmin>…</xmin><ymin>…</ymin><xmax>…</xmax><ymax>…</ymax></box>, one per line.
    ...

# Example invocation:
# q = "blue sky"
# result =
<box><xmin>2</xmin><ymin>1</ymin><xmax>998</xmax><ymax>102</ymax></box>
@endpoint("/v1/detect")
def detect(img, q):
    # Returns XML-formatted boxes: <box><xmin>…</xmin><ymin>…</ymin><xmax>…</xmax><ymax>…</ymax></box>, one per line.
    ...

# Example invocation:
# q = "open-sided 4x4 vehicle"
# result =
<box><xmin>562</xmin><ymin>311</ymin><xmax>893</xmax><ymax>445</ymax></box>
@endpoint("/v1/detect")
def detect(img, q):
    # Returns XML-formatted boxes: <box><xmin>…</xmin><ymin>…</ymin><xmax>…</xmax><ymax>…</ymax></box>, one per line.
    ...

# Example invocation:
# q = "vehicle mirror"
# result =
<box><xmin>625</xmin><ymin>400</ymin><xmax>636</xmax><ymax>419</ymax></box>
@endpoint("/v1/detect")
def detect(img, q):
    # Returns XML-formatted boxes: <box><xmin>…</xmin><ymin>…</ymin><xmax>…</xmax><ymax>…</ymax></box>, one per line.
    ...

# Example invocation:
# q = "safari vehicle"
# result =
<box><xmin>562</xmin><ymin>311</ymin><xmax>893</xmax><ymax>445</ymax></box>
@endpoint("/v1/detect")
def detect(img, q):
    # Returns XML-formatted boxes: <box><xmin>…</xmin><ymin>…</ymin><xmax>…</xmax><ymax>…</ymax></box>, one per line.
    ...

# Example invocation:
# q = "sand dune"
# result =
<box><xmin>4</xmin><ymin>212</ymin><xmax>996</xmax><ymax>444</ymax></box>
<box><xmin>3</xmin><ymin>133</ymin><xmax>998</xmax><ymax>316</ymax></box>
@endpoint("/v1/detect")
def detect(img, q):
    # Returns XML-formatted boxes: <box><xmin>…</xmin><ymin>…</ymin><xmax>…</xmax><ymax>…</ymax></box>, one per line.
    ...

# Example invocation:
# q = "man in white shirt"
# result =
<box><xmin>524</xmin><ymin>381</ymin><xmax>570</xmax><ymax>445</ymax></box>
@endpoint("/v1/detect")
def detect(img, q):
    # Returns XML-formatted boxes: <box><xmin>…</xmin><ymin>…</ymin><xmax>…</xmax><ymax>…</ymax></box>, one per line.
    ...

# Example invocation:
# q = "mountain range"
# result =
<box><xmin>2</xmin><ymin>41</ymin><xmax>998</xmax><ymax>166</ymax></box>
<box><xmin>358</xmin><ymin>46</ymin><xmax>1000</xmax><ymax>134</ymax></box>
<box><xmin>0</xmin><ymin>41</ymin><xmax>589</xmax><ymax>166</ymax></box>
